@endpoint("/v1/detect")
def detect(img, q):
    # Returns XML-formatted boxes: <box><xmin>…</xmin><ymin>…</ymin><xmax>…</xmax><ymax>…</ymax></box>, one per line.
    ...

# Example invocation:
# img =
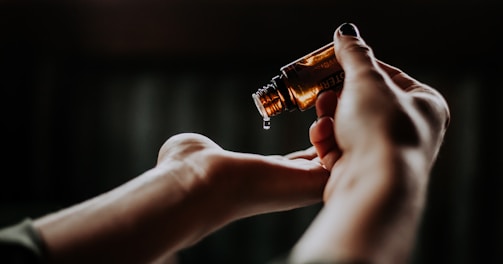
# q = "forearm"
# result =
<box><xmin>33</xmin><ymin>163</ymin><xmax>226</xmax><ymax>264</ymax></box>
<box><xmin>31</xmin><ymin>133</ymin><xmax>329</xmax><ymax>263</ymax></box>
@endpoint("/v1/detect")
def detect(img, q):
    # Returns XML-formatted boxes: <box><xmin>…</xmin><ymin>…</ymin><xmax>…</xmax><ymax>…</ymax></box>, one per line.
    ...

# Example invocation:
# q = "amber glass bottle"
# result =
<box><xmin>252</xmin><ymin>42</ymin><xmax>344</xmax><ymax>120</ymax></box>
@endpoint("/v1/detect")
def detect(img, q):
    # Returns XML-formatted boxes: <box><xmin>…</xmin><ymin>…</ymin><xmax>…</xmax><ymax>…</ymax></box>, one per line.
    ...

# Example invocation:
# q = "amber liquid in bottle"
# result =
<box><xmin>252</xmin><ymin>42</ymin><xmax>344</xmax><ymax>128</ymax></box>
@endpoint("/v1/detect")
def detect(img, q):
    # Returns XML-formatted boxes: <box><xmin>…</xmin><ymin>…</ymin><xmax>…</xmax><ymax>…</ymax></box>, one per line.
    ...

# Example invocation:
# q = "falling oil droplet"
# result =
<box><xmin>263</xmin><ymin>117</ymin><xmax>271</xmax><ymax>130</ymax></box>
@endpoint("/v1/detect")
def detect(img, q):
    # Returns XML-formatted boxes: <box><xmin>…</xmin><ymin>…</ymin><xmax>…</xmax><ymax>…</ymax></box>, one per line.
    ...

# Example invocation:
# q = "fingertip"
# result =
<box><xmin>309</xmin><ymin>116</ymin><xmax>340</xmax><ymax>171</ymax></box>
<box><xmin>315</xmin><ymin>89</ymin><xmax>338</xmax><ymax>118</ymax></box>
<box><xmin>333</xmin><ymin>23</ymin><xmax>361</xmax><ymax>44</ymax></box>
<box><xmin>309</xmin><ymin>116</ymin><xmax>333</xmax><ymax>143</ymax></box>
<box><xmin>337</xmin><ymin>22</ymin><xmax>360</xmax><ymax>37</ymax></box>
<box><xmin>333</xmin><ymin>22</ymin><xmax>379</xmax><ymax>80</ymax></box>
<box><xmin>309</xmin><ymin>116</ymin><xmax>336</xmax><ymax>150</ymax></box>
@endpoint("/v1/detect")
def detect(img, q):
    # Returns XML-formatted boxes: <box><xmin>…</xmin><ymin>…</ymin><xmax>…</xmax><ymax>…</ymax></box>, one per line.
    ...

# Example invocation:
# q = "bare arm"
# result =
<box><xmin>34</xmin><ymin>134</ymin><xmax>329</xmax><ymax>263</ymax></box>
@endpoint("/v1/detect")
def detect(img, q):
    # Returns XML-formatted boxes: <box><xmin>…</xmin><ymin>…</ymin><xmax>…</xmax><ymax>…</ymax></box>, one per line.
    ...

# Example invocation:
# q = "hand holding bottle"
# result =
<box><xmin>290</xmin><ymin>23</ymin><xmax>450</xmax><ymax>263</ymax></box>
<box><xmin>310</xmin><ymin>23</ymin><xmax>450</xmax><ymax>200</ymax></box>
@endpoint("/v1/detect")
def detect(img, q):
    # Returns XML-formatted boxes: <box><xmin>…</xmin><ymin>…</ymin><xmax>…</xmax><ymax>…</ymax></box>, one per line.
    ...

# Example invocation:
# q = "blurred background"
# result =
<box><xmin>1</xmin><ymin>0</ymin><xmax>502</xmax><ymax>263</ymax></box>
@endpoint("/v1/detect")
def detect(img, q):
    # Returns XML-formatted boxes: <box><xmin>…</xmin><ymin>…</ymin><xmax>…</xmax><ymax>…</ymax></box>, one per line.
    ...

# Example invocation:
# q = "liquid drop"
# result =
<box><xmin>263</xmin><ymin>117</ymin><xmax>271</xmax><ymax>130</ymax></box>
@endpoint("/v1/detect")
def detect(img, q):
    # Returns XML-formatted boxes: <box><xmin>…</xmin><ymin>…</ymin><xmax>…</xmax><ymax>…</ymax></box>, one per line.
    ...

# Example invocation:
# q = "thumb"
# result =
<box><xmin>333</xmin><ymin>23</ymin><xmax>379</xmax><ymax>82</ymax></box>
<box><xmin>332</xmin><ymin>23</ymin><xmax>393</xmax><ymax>126</ymax></box>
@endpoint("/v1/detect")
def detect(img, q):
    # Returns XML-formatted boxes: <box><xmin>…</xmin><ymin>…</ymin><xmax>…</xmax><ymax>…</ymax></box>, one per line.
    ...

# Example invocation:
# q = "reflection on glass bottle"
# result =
<box><xmin>252</xmin><ymin>42</ymin><xmax>344</xmax><ymax>128</ymax></box>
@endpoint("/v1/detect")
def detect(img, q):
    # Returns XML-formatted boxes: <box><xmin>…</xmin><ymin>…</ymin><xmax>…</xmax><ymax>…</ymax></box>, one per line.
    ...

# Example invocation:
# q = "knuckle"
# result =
<box><xmin>412</xmin><ymin>92</ymin><xmax>450</xmax><ymax>132</ymax></box>
<box><xmin>346</xmin><ymin>41</ymin><xmax>373</xmax><ymax>56</ymax></box>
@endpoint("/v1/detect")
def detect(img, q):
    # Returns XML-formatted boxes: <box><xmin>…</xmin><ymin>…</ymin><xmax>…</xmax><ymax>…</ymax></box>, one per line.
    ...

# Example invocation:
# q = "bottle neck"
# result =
<box><xmin>252</xmin><ymin>75</ymin><xmax>293</xmax><ymax>118</ymax></box>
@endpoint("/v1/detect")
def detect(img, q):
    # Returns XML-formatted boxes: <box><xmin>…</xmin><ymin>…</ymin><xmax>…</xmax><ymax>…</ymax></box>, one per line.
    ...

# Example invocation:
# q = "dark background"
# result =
<box><xmin>1</xmin><ymin>0</ymin><xmax>502</xmax><ymax>263</ymax></box>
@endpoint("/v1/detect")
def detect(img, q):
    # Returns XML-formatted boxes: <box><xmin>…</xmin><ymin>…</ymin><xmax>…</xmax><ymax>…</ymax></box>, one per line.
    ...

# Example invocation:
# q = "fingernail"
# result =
<box><xmin>339</xmin><ymin>23</ymin><xmax>359</xmax><ymax>37</ymax></box>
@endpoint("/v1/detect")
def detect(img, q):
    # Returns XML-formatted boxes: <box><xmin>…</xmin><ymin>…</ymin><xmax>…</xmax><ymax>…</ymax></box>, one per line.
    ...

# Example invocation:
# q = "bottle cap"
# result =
<box><xmin>252</xmin><ymin>79</ymin><xmax>285</xmax><ymax>118</ymax></box>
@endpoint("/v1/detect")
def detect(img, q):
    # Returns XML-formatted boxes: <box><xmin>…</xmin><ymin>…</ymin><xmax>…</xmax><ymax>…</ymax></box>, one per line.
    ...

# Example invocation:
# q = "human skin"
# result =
<box><xmin>33</xmin><ymin>134</ymin><xmax>329</xmax><ymax>264</ymax></box>
<box><xmin>289</xmin><ymin>23</ymin><xmax>450</xmax><ymax>264</ymax></box>
<box><xmin>33</xmin><ymin>22</ymin><xmax>449</xmax><ymax>264</ymax></box>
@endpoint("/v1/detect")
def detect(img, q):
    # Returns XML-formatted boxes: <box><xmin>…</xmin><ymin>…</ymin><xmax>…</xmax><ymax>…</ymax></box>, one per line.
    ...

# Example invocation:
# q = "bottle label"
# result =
<box><xmin>318</xmin><ymin>70</ymin><xmax>345</xmax><ymax>91</ymax></box>
<box><xmin>276</xmin><ymin>42</ymin><xmax>345</xmax><ymax>111</ymax></box>
<box><xmin>313</xmin><ymin>57</ymin><xmax>338</xmax><ymax>71</ymax></box>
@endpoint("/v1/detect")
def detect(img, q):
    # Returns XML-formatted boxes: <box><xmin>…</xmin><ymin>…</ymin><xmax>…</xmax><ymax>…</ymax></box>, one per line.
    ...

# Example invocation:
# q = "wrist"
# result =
<box><xmin>307</xmin><ymin>143</ymin><xmax>428</xmax><ymax>263</ymax></box>
<box><xmin>33</xmin><ymin>151</ymin><xmax>233</xmax><ymax>263</ymax></box>
<box><xmin>140</xmin><ymin>153</ymin><xmax>234</xmax><ymax>251</ymax></box>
